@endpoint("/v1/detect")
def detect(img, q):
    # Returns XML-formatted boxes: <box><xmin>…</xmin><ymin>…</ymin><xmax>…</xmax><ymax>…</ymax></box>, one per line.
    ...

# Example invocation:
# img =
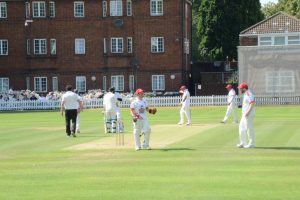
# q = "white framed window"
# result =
<box><xmin>74</xmin><ymin>1</ymin><xmax>84</xmax><ymax>17</ymax></box>
<box><xmin>110</xmin><ymin>0</ymin><xmax>122</xmax><ymax>16</ymax></box>
<box><xmin>288</xmin><ymin>36</ymin><xmax>300</xmax><ymax>45</ymax></box>
<box><xmin>259</xmin><ymin>36</ymin><xmax>272</xmax><ymax>46</ymax></box>
<box><xmin>127</xmin><ymin>0</ymin><xmax>132</xmax><ymax>16</ymax></box>
<box><xmin>32</xmin><ymin>1</ymin><xmax>46</xmax><ymax>18</ymax></box>
<box><xmin>34</xmin><ymin>39</ymin><xmax>47</xmax><ymax>55</ymax></box>
<box><xmin>103</xmin><ymin>76</ymin><xmax>107</xmax><ymax>91</ymax></box>
<box><xmin>34</xmin><ymin>77</ymin><xmax>47</xmax><ymax>92</ymax></box>
<box><xmin>102</xmin><ymin>1</ymin><xmax>107</xmax><ymax>17</ymax></box>
<box><xmin>150</xmin><ymin>0</ymin><xmax>163</xmax><ymax>16</ymax></box>
<box><xmin>50</xmin><ymin>39</ymin><xmax>56</xmax><ymax>55</ymax></box>
<box><xmin>129</xmin><ymin>75</ymin><xmax>134</xmax><ymax>92</ymax></box>
<box><xmin>52</xmin><ymin>77</ymin><xmax>58</xmax><ymax>91</ymax></box>
<box><xmin>26</xmin><ymin>77</ymin><xmax>30</xmax><ymax>90</ymax></box>
<box><xmin>76</xmin><ymin>76</ymin><xmax>86</xmax><ymax>92</ymax></box>
<box><xmin>103</xmin><ymin>38</ymin><xmax>107</xmax><ymax>54</ymax></box>
<box><xmin>27</xmin><ymin>39</ymin><xmax>31</xmax><ymax>55</ymax></box>
<box><xmin>49</xmin><ymin>1</ymin><xmax>55</xmax><ymax>17</ymax></box>
<box><xmin>151</xmin><ymin>37</ymin><xmax>164</xmax><ymax>53</ymax></box>
<box><xmin>0</xmin><ymin>78</ymin><xmax>9</xmax><ymax>92</ymax></box>
<box><xmin>266</xmin><ymin>71</ymin><xmax>295</xmax><ymax>94</ymax></box>
<box><xmin>75</xmin><ymin>38</ymin><xmax>85</xmax><ymax>54</ymax></box>
<box><xmin>25</xmin><ymin>2</ymin><xmax>31</xmax><ymax>18</ymax></box>
<box><xmin>0</xmin><ymin>40</ymin><xmax>8</xmax><ymax>55</ymax></box>
<box><xmin>127</xmin><ymin>37</ymin><xmax>133</xmax><ymax>53</ymax></box>
<box><xmin>274</xmin><ymin>36</ymin><xmax>285</xmax><ymax>46</ymax></box>
<box><xmin>152</xmin><ymin>75</ymin><xmax>165</xmax><ymax>91</ymax></box>
<box><xmin>111</xmin><ymin>37</ymin><xmax>123</xmax><ymax>53</ymax></box>
<box><xmin>0</xmin><ymin>2</ymin><xmax>7</xmax><ymax>18</ymax></box>
<box><xmin>111</xmin><ymin>75</ymin><xmax>124</xmax><ymax>91</ymax></box>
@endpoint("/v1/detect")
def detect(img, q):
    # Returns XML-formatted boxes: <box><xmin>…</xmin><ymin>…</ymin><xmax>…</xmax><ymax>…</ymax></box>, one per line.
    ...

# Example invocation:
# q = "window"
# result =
<box><xmin>288</xmin><ymin>36</ymin><xmax>300</xmax><ymax>45</ymax></box>
<box><xmin>26</xmin><ymin>39</ymin><xmax>30</xmax><ymax>55</ymax></box>
<box><xmin>26</xmin><ymin>77</ymin><xmax>30</xmax><ymax>90</ymax></box>
<box><xmin>266</xmin><ymin>71</ymin><xmax>295</xmax><ymax>94</ymax></box>
<box><xmin>110</xmin><ymin>0</ymin><xmax>122</xmax><ymax>16</ymax></box>
<box><xmin>151</xmin><ymin>0</ymin><xmax>163</xmax><ymax>16</ymax></box>
<box><xmin>151</xmin><ymin>37</ymin><xmax>164</xmax><ymax>53</ymax></box>
<box><xmin>103</xmin><ymin>76</ymin><xmax>107</xmax><ymax>91</ymax></box>
<box><xmin>75</xmin><ymin>38</ymin><xmax>85</xmax><ymax>54</ymax></box>
<box><xmin>34</xmin><ymin>39</ymin><xmax>47</xmax><ymax>55</ymax></box>
<box><xmin>103</xmin><ymin>38</ymin><xmax>107</xmax><ymax>54</ymax></box>
<box><xmin>0</xmin><ymin>40</ymin><xmax>8</xmax><ymax>55</ymax></box>
<box><xmin>127</xmin><ymin>37</ymin><xmax>133</xmax><ymax>53</ymax></box>
<box><xmin>127</xmin><ymin>0</ymin><xmax>132</xmax><ymax>16</ymax></box>
<box><xmin>34</xmin><ymin>77</ymin><xmax>47</xmax><ymax>92</ymax></box>
<box><xmin>259</xmin><ymin>36</ymin><xmax>272</xmax><ymax>46</ymax></box>
<box><xmin>111</xmin><ymin>75</ymin><xmax>124</xmax><ymax>91</ymax></box>
<box><xmin>32</xmin><ymin>1</ymin><xmax>46</xmax><ymax>17</ymax></box>
<box><xmin>49</xmin><ymin>1</ymin><xmax>55</xmax><ymax>17</ymax></box>
<box><xmin>50</xmin><ymin>39</ymin><xmax>56</xmax><ymax>55</ymax></box>
<box><xmin>111</xmin><ymin>37</ymin><xmax>123</xmax><ymax>53</ymax></box>
<box><xmin>74</xmin><ymin>1</ymin><xmax>84</xmax><ymax>17</ymax></box>
<box><xmin>0</xmin><ymin>2</ymin><xmax>7</xmax><ymax>18</ymax></box>
<box><xmin>129</xmin><ymin>75</ymin><xmax>134</xmax><ymax>92</ymax></box>
<box><xmin>76</xmin><ymin>76</ymin><xmax>86</xmax><ymax>92</ymax></box>
<box><xmin>274</xmin><ymin>36</ymin><xmax>285</xmax><ymax>45</ymax></box>
<box><xmin>25</xmin><ymin>2</ymin><xmax>30</xmax><ymax>18</ymax></box>
<box><xmin>52</xmin><ymin>77</ymin><xmax>58</xmax><ymax>91</ymax></box>
<box><xmin>0</xmin><ymin>78</ymin><xmax>9</xmax><ymax>92</ymax></box>
<box><xmin>152</xmin><ymin>75</ymin><xmax>165</xmax><ymax>91</ymax></box>
<box><xmin>102</xmin><ymin>1</ymin><xmax>107</xmax><ymax>17</ymax></box>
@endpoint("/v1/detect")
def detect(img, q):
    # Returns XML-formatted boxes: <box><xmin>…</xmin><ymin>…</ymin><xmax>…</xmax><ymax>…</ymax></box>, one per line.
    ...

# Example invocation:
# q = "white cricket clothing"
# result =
<box><xmin>227</xmin><ymin>89</ymin><xmax>236</xmax><ymax>104</ymax></box>
<box><xmin>130</xmin><ymin>98</ymin><xmax>148</xmax><ymax>120</ymax></box>
<box><xmin>103</xmin><ymin>92</ymin><xmax>117</xmax><ymax>113</ymax></box>
<box><xmin>242</xmin><ymin>90</ymin><xmax>255</xmax><ymax>114</ymax></box>
<box><xmin>181</xmin><ymin>89</ymin><xmax>190</xmax><ymax>108</ymax></box>
<box><xmin>62</xmin><ymin>91</ymin><xmax>81</xmax><ymax>110</ymax></box>
<box><xmin>179</xmin><ymin>89</ymin><xmax>191</xmax><ymax>124</ymax></box>
<box><xmin>223</xmin><ymin>89</ymin><xmax>238</xmax><ymax>123</ymax></box>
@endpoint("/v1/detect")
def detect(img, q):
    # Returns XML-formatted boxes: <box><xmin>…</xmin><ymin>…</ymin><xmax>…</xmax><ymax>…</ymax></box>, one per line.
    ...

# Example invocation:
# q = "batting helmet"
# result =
<box><xmin>135</xmin><ymin>88</ymin><xmax>144</xmax><ymax>95</ymax></box>
<box><xmin>237</xmin><ymin>82</ymin><xmax>248</xmax><ymax>89</ymax></box>
<box><xmin>180</xmin><ymin>85</ymin><xmax>187</xmax><ymax>90</ymax></box>
<box><xmin>225</xmin><ymin>84</ymin><xmax>233</xmax><ymax>89</ymax></box>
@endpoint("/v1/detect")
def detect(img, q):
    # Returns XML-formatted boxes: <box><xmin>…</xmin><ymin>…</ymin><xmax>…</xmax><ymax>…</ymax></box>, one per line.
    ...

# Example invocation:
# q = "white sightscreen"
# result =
<box><xmin>238</xmin><ymin>45</ymin><xmax>300</xmax><ymax>97</ymax></box>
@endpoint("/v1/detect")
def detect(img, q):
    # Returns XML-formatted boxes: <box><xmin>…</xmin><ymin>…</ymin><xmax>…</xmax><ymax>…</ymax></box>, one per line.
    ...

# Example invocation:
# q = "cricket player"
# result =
<box><xmin>115</xmin><ymin>91</ymin><xmax>124</xmax><ymax>133</ymax></box>
<box><xmin>130</xmin><ymin>88</ymin><xmax>151</xmax><ymax>151</ymax></box>
<box><xmin>72</xmin><ymin>89</ymin><xmax>84</xmax><ymax>133</ymax></box>
<box><xmin>103</xmin><ymin>87</ymin><xmax>118</xmax><ymax>133</ymax></box>
<box><xmin>221</xmin><ymin>84</ymin><xmax>238</xmax><ymax>124</ymax></box>
<box><xmin>237</xmin><ymin>82</ymin><xmax>255</xmax><ymax>148</ymax></box>
<box><xmin>178</xmin><ymin>85</ymin><xmax>191</xmax><ymax>125</ymax></box>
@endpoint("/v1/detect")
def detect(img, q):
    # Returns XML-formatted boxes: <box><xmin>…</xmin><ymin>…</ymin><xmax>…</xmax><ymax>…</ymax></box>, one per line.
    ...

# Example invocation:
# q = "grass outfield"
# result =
<box><xmin>0</xmin><ymin>106</ymin><xmax>300</xmax><ymax>200</ymax></box>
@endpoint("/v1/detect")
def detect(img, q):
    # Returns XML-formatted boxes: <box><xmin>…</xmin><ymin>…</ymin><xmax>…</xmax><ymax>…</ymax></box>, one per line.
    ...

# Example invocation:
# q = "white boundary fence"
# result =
<box><xmin>0</xmin><ymin>95</ymin><xmax>300</xmax><ymax>111</ymax></box>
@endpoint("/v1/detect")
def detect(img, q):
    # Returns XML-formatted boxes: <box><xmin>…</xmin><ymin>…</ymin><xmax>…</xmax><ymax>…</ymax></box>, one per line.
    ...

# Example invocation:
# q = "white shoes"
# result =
<box><xmin>237</xmin><ymin>143</ymin><xmax>244</xmax><ymax>148</ymax></box>
<box><xmin>237</xmin><ymin>143</ymin><xmax>255</xmax><ymax>148</ymax></box>
<box><xmin>135</xmin><ymin>147</ymin><xmax>142</xmax><ymax>151</ymax></box>
<box><xmin>178</xmin><ymin>122</ymin><xmax>183</xmax><ymax>125</ymax></box>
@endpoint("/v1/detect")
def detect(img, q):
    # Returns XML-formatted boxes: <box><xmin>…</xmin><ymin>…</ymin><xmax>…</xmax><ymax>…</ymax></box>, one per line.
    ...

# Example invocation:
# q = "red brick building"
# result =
<box><xmin>0</xmin><ymin>0</ymin><xmax>192</xmax><ymax>93</ymax></box>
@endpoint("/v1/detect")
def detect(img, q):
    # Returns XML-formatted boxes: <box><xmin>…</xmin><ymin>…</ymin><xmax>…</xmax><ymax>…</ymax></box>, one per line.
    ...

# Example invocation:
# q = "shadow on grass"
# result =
<box><xmin>256</xmin><ymin>147</ymin><xmax>300</xmax><ymax>151</ymax></box>
<box><xmin>153</xmin><ymin>148</ymin><xmax>195</xmax><ymax>151</ymax></box>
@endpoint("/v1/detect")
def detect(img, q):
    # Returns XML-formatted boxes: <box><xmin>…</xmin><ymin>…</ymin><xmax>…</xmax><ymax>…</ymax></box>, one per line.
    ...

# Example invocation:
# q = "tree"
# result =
<box><xmin>262</xmin><ymin>0</ymin><xmax>300</xmax><ymax>19</ymax></box>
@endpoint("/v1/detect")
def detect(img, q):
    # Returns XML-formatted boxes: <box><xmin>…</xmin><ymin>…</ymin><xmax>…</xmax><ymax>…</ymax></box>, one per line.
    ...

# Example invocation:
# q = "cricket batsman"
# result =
<box><xmin>178</xmin><ymin>85</ymin><xmax>191</xmax><ymax>125</ymax></box>
<box><xmin>221</xmin><ymin>84</ymin><xmax>238</xmax><ymax>124</ymax></box>
<box><xmin>103</xmin><ymin>87</ymin><xmax>118</xmax><ymax>133</ymax></box>
<box><xmin>130</xmin><ymin>88</ymin><xmax>156</xmax><ymax>151</ymax></box>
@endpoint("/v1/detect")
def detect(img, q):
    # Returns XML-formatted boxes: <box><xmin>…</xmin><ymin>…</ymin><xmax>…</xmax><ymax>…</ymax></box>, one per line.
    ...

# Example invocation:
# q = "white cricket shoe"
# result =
<box><xmin>178</xmin><ymin>122</ymin><xmax>183</xmax><ymax>125</ymax></box>
<box><xmin>244</xmin><ymin>144</ymin><xmax>255</xmax><ymax>149</ymax></box>
<box><xmin>236</xmin><ymin>143</ymin><xmax>244</xmax><ymax>148</ymax></box>
<box><xmin>135</xmin><ymin>147</ymin><xmax>142</xmax><ymax>151</ymax></box>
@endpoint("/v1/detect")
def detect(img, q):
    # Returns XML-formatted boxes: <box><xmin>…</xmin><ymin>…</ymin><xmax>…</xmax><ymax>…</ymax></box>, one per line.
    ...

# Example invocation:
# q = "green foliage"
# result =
<box><xmin>262</xmin><ymin>0</ymin><xmax>300</xmax><ymax>19</ymax></box>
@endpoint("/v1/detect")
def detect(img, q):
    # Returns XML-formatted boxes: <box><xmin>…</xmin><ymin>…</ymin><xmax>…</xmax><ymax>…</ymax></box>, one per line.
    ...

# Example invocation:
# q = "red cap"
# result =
<box><xmin>135</xmin><ymin>88</ymin><xmax>144</xmax><ymax>95</ymax></box>
<box><xmin>225</xmin><ymin>84</ymin><xmax>233</xmax><ymax>89</ymax></box>
<box><xmin>180</xmin><ymin>85</ymin><xmax>187</xmax><ymax>90</ymax></box>
<box><xmin>237</xmin><ymin>82</ymin><xmax>248</xmax><ymax>89</ymax></box>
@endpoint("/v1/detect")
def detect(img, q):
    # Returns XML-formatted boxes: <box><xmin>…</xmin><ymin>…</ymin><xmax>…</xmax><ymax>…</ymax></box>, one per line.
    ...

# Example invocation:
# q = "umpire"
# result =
<box><xmin>61</xmin><ymin>85</ymin><xmax>82</xmax><ymax>137</ymax></box>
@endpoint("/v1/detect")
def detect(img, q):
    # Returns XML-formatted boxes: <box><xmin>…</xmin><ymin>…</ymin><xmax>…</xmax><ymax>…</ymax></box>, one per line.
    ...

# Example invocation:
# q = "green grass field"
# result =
<box><xmin>0</xmin><ymin>106</ymin><xmax>300</xmax><ymax>200</ymax></box>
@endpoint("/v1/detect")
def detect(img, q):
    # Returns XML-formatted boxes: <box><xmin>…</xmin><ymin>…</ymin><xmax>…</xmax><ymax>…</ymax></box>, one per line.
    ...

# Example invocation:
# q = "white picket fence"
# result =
<box><xmin>0</xmin><ymin>95</ymin><xmax>300</xmax><ymax>111</ymax></box>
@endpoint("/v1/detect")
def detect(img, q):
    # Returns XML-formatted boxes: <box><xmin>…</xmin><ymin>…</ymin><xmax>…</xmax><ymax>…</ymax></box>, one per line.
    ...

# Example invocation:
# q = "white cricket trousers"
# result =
<box><xmin>105</xmin><ymin>111</ymin><xmax>117</xmax><ymax>133</ymax></box>
<box><xmin>223</xmin><ymin>103</ymin><xmax>238</xmax><ymax>123</ymax></box>
<box><xmin>76</xmin><ymin>113</ymin><xmax>80</xmax><ymax>132</ymax></box>
<box><xmin>179</xmin><ymin>106</ymin><xmax>191</xmax><ymax>124</ymax></box>
<box><xmin>239</xmin><ymin>112</ymin><xmax>255</xmax><ymax>146</ymax></box>
<box><xmin>133</xmin><ymin>118</ymin><xmax>151</xmax><ymax>149</ymax></box>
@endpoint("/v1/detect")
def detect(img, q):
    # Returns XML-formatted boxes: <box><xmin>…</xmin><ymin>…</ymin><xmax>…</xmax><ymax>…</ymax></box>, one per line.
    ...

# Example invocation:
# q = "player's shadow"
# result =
<box><xmin>256</xmin><ymin>146</ymin><xmax>300</xmax><ymax>151</ymax></box>
<box><xmin>154</xmin><ymin>148</ymin><xmax>195</xmax><ymax>152</ymax></box>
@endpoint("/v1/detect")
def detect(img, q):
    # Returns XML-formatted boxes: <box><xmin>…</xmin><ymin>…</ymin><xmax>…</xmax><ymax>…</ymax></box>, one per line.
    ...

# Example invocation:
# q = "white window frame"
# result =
<box><xmin>0</xmin><ymin>78</ymin><xmax>9</xmax><ymax>92</ymax></box>
<box><xmin>75</xmin><ymin>38</ymin><xmax>85</xmax><ymax>54</ymax></box>
<box><xmin>102</xmin><ymin>1</ymin><xmax>107</xmax><ymax>17</ymax></box>
<box><xmin>50</xmin><ymin>39</ymin><xmax>56</xmax><ymax>55</ymax></box>
<box><xmin>129</xmin><ymin>75</ymin><xmax>134</xmax><ymax>92</ymax></box>
<box><xmin>34</xmin><ymin>39</ymin><xmax>47</xmax><ymax>55</ymax></box>
<box><xmin>127</xmin><ymin>37</ymin><xmax>133</xmax><ymax>53</ymax></box>
<box><xmin>74</xmin><ymin>1</ymin><xmax>84</xmax><ymax>18</ymax></box>
<box><xmin>103</xmin><ymin>38</ymin><xmax>107</xmax><ymax>54</ymax></box>
<box><xmin>76</xmin><ymin>76</ymin><xmax>86</xmax><ymax>92</ymax></box>
<box><xmin>151</xmin><ymin>37</ymin><xmax>164</xmax><ymax>53</ymax></box>
<box><xmin>103</xmin><ymin>76</ymin><xmax>107</xmax><ymax>91</ymax></box>
<box><xmin>26</xmin><ymin>77</ymin><xmax>30</xmax><ymax>90</ymax></box>
<box><xmin>32</xmin><ymin>1</ymin><xmax>46</xmax><ymax>18</ymax></box>
<box><xmin>0</xmin><ymin>39</ymin><xmax>8</xmax><ymax>55</ymax></box>
<box><xmin>49</xmin><ymin>1</ymin><xmax>55</xmax><ymax>18</ymax></box>
<box><xmin>150</xmin><ymin>0</ymin><xmax>163</xmax><ymax>16</ymax></box>
<box><xmin>27</xmin><ymin>39</ymin><xmax>31</xmax><ymax>55</ymax></box>
<box><xmin>110</xmin><ymin>0</ymin><xmax>122</xmax><ymax>16</ymax></box>
<box><xmin>52</xmin><ymin>77</ymin><xmax>58</xmax><ymax>91</ymax></box>
<box><xmin>111</xmin><ymin>37</ymin><xmax>123</xmax><ymax>53</ymax></box>
<box><xmin>25</xmin><ymin>2</ymin><xmax>31</xmax><ymax>18</ymax></box>
<box><xmin>111</xmin><ymin>75</ymin><xmax>124</xmax><ymax>91</ymax></box>
<box><xmin>152</xmin><ymin>75</ymin><xmax>165</xmax><ymax>91</ymax></box>
<box><xmin>34</xmin><ymin>77</ymin><xmax>47</xmax><ymax>92</ymax></box>
<box><xmin>0</xmin><ymin>2</ymin><xmax>7</xmax><ymax>18</ymax></box>
<box><xmin>259</xmin><ymin>34</ymin><xmax>300</xmax><ymax>46</ymax></box>
<box><xmin>266</xmin><ymin>71</ymin><xmax>295</xmax><ymax>94</ymax></box>
<box><xmin>288</xmin><ymin>35</ymin><xmax>300</xmax><ymax>45</ymax></box>
<box><xmin>126</xmin><ymin>0</ymin><xmax>132</xmax><ymax>16</ymax></box>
